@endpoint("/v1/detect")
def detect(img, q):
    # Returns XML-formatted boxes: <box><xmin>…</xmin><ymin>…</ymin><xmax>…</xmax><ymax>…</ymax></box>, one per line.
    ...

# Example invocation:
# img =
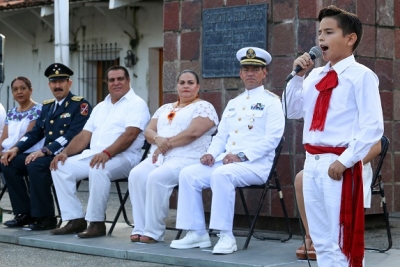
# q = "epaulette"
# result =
<box><xmin>43</xmin><ymin>99</ymin><xmax>55</xmax><ymax>105</ymax></box>
<box><xmin>71</xmin><ymin>96</ymin><xmax>84</xmax><ymax>101</ymax></box>
<box><xmin>264</xmin><ymin>89</ymin><xmax>281</xmax><ymax>99</ymax></box>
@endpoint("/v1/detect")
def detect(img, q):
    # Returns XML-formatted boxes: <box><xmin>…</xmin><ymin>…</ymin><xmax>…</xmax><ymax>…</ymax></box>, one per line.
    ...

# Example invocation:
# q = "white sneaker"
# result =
<box><xmin>170</xmin><ymin>231</ymin><xmax>211</xmax><ymax>249</ymax></box>
<box><xmin>212</xmin><ymin>234</ymin><xmax>237</xmax><ymax>254</ymax></box>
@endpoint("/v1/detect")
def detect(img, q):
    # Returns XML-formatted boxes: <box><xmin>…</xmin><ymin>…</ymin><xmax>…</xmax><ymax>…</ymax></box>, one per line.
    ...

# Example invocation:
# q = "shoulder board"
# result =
<box><xmin>71</xmin><ymin>96</ymin><xmax>84</xmax><ymax>101</ymax></box>
<box><xmin>264</xmin><ymin>89</ymin><xmax>281</xmax><ymax>99</ymax></box>
<box><xmin>43</xmin><ymin>99</ymin><xmax>55</xmax><ymax>105</ymax></box>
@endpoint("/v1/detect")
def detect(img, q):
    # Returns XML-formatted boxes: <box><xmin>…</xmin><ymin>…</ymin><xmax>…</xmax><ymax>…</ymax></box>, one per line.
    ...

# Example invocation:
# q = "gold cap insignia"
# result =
<box><xmin>246</xmin><ymin>49</ymin><xmax>256</xmax><ymax>59</ymax></box>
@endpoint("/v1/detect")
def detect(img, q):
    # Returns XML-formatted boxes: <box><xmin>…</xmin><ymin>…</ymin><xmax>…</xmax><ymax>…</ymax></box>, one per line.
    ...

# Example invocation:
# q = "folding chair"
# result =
<box><xmin>237</xmin><ymin>136</ymin><xmax>292</xmax><ymax>249</ymax></box>
<box><xmin>0</xmin><ymin>174</ymin><xmax>62</xmax><ymax>225</ymax></box>
<box><xmin>107</xmin><ymin>140</ymin><xmax>151</xmax><ymax>235</ymax></box>
<box><xmin>365</xmin><ymin>135</ymin><xmax>392</xmax><ymax>252</ymax></box>
<box><xmin>0</xmin><ymin>182</ymin><xmax>6</xmax><ymax>202</ymax></box>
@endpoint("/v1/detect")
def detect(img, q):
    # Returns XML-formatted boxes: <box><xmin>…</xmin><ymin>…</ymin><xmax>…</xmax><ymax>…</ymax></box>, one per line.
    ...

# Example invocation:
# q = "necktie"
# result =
<box><xmin>53</xmin><ymin>103</ymin><xmax>60</xmax><ymax>114</ymax></box>
<box><xmin>309</xmin><ymin>70</ymin><xmax>338</xmax><ymax>131</ymax></box>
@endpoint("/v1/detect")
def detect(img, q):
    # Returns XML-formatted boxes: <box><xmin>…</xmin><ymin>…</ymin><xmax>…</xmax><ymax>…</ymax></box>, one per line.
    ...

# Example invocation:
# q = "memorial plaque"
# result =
<box><xmin>202</xmin><ymin>4</ymin><xmax>268</xmax><ymax>78</ymax></box>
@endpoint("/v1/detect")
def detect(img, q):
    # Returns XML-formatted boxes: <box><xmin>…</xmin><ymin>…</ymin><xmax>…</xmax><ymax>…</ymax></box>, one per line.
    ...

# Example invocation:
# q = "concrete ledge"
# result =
<box><xmin>1</xmin><ymin>212</ymin><xmax>400</xmax><ymax>267</ymax></box>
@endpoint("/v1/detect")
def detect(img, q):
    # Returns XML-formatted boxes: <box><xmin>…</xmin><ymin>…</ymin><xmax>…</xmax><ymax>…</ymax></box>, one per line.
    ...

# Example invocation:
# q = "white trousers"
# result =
<box><xmin>175</xmin><ymin>162</ymin><xmax>263</xmax><ymax>231</ymax></box>
<box><xmin>51</xmin><ymin>153</ymin><xmax>132</xmax><ymax>222</ymax></box>
<box><xmin>303</xmin><ymin>152</ymin><xmax>364</xmax><ymax>267</ymax></box>
<box><xmin>129</xmin><ymin>158</ymin><xmax>182</xmax><ymax>241</ymax></box>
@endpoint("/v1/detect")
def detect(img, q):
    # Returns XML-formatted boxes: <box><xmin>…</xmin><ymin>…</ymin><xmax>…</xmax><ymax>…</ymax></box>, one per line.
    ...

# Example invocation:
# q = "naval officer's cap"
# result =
<box><xmin>236</xmin><ymin>47</ymin><xmax>272</xmax><ymax>66</ymax></box>
<box><xmin>44</xmin><ymin>63</ymin><xmax>74</xmax><ymax>81</ymax></box>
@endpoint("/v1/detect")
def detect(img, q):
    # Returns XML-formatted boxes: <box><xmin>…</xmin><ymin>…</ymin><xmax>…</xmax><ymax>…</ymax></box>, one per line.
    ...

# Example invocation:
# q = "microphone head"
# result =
<box><xmin>309</xmin><ymin>46</ymin><xmax>322</xmax><ymax>60</ymax></box>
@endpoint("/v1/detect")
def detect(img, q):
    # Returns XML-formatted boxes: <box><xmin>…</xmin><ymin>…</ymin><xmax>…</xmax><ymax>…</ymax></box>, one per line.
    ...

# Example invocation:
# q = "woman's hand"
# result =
<box><xmin>200</xmin><ymin>154</ymin><xmax>215</xmax><ymax>167</ymax></box>
<box><xmin>1</xmin><ymin>147</ymin><xmax>19</xmax><ymax>166</ymax></box>
<box><xmin>154</xmin><ymin>136</ymin><xmax>172</xmax><ymax>154</ymax></box>
<box><xmin>152</xmin><ymin>148</ymin><xmax>162</xmax><ymax>164</ymax></box>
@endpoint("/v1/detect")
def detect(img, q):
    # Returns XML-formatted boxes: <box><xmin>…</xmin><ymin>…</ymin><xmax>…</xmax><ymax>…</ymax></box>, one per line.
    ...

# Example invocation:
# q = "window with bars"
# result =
<box><xmin>76</xmin><ymin>43</ymin><xmax>121</xmax><ymax>105</ymax></box>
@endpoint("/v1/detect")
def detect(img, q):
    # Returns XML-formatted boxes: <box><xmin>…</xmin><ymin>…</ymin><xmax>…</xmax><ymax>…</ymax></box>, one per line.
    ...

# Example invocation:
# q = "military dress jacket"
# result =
<box><xmin>207</xmin><ymin>86</ymin><xmax>285</xmax><ymax>180</ymax></box>
<box><xmin>16</xmin><ymin>92</ymin><xmax>92</xmax><ymax>155</ymax></box>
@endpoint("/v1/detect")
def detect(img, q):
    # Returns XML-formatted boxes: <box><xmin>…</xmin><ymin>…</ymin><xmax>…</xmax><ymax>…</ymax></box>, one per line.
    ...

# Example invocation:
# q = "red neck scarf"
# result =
<box><xmin>304</xmin><ymin>144</ymin><xmax>364</xmax><ymax>267</ymax></box>
<box><xmin>309</xmin><ymin>70</ymin><xmax>339</xmax><ymax>131</ymax></box>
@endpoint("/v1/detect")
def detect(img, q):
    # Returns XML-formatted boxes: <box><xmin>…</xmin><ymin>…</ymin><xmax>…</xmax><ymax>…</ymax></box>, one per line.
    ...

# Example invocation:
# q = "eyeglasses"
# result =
<box><xmin>107</xmin><ymin>76</ymin><xmax>126</xmax><ymax>83</ymax></box>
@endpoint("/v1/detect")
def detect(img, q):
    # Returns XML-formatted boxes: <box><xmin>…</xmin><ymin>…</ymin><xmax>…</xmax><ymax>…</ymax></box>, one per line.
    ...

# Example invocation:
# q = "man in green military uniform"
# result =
<box><xmin>1</xmin><ymin>63</ymin><xmax>92</xmax><ymax>230</ymax></box>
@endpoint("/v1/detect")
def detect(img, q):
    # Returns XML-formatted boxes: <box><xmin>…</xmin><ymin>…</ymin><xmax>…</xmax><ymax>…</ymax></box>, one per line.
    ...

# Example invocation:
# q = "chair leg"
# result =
<box><xmin>108</xmin><ymin>188</ymin><xmax>131</xmax><ymax>235</ymax></box>
<box><xmin>0</xmin><ymin>184</ymin><xmax>6</xmax><ymax>202</ymax></box>
<box><xmin>175</xmin><ymin>229</ymin><xmax>183</xmax><ymax>239</ymax></box>
<box><xmin>365</xmin><ymin>181</ymin><xmax>392</xmax><ymax>252</ymax></box>
<box><xmin>114</xmin><ymin>181</ymin><xmax>131</xmax><ymax>226</ymax></box>
<box><xmin>242</xmin><ymin>185</ymin><xmax>272</xmax><ymax>250</ymax></box>
<box><xmin>274</xmin><ymin>178</ymin><xmax>292</xmax><ymax>242</ymax></box>
<box><xmin>52</xmin><ymin>185</ymin><xmax>63</xmax><ymax>227</ymax></box>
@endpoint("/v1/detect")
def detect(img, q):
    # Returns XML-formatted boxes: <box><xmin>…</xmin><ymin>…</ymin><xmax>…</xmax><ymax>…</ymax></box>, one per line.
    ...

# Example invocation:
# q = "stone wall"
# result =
<box><xmin>163</xmin><ymin>0</ymin><xmax>400</xmax><ymax>218</ymax></box>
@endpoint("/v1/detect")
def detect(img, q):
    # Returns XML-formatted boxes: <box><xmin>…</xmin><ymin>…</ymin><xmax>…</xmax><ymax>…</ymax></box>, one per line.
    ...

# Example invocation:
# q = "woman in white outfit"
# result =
<box><xmin>128</xmin><ymin>69</ymin><xmax>219</xmax><ymax>243</ymax></box>
<box><xmin>0</xmin><ymin>77</ymin><xmax>44</xmax><ymax>156</ymax></box>
<box><xmin>0</xmin><ymin>77</ymin><xmax>44</xmax><ymax>224</ymax></box>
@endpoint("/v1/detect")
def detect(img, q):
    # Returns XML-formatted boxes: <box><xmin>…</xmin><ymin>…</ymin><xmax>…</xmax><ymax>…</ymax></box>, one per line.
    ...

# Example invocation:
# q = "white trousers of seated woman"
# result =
<box><xmin>51</xmin><ymin>153</ymin><xmax>132</xmax><ymax>222</ymax></box>
<box><xmin>175</xmin><ymin>162</ymin><xmax>263</xmax><ymax>232</ymax></box>
<box><xmin>129</xmin><ymin>158</ymin><xmax>182</xmax><ymax>241</ymax></box>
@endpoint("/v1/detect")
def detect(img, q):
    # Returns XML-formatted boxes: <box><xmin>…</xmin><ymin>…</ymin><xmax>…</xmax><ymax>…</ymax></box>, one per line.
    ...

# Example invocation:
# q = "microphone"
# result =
<box><xmin>285</xmin><ymin>46</ymin><xmax>322</xmax><ymax>82</ymax></box>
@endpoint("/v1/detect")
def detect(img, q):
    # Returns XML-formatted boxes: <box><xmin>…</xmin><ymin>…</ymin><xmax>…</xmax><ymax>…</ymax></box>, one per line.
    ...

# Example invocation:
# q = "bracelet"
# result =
<box><xmin>102</xmin><ymin>149</ymin><xmax>112</xmax><ymax>159</ymax></box>
<box><xmin>153</xmin><ymin>135</ymin><xmax>159</xmax><ymax>142</ymax></box>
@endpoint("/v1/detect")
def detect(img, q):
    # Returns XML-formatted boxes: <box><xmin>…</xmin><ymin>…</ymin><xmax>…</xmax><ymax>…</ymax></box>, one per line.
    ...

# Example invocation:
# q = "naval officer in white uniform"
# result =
<box><xmin>170</xmin><ymin>47</ymin><xmax>285</xmax><ymax>254</ymax></box>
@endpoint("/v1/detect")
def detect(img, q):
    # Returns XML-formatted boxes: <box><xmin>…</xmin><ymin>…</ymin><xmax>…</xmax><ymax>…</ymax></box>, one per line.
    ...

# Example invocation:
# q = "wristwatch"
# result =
<box><xmin>41</xmin><ymin>147</ymin><xmax>49</xmax><ymax>155</ymax></box>
<box><xmin>238</xmin><ymin>152</ymin><xmax>247</xmax><ymax>162</ymax></box>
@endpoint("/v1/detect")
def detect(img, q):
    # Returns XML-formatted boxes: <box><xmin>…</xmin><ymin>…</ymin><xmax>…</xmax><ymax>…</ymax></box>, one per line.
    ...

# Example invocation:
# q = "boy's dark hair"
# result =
<box><xmin>318</xmin><ymin>5</ymin><xmax>363</xmax><ymax>51</ymax></box>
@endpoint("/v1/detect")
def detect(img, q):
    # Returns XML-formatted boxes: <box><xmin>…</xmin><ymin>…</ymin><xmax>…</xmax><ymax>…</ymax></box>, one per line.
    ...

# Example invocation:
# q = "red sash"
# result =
<box><xmin>304</xmin><ymin>144</ymin><xmax>364</xmax><ymax>267</ymax></box>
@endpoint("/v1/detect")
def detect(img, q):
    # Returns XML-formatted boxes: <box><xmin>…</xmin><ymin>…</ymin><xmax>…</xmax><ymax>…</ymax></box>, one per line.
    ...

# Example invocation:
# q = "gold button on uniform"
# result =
<box><xmin>49</xmin><ymin>142</ymin><xmax>52</xmax><ymax>144</ymax></box>
<box><xmin>232</xmin><ymin>142</ymin><xmax>236</xmax><ymax>145</ymax></box>
<box><xmin>235</xmin><ymin>130</ymin><xmax>238</xmax><ymax>133</ymax></box>
<box><xmin>50</xmin><ymin>120</ymin><xmax>54</xmax><ymax>124</ymax></box>
<box><xmin>238</xmin><ymin>118</ymin><xmax>241</xmax><ymax>121</ymax></box>
<box><xmin>60</xmin><ymin>130</ymin><xmax>64</xmax><ymax>135</ymax></box>
<box><xmin>49</xmin><ymin>131</ymin><xmax>53</xmax><ymax>135</ymax></box>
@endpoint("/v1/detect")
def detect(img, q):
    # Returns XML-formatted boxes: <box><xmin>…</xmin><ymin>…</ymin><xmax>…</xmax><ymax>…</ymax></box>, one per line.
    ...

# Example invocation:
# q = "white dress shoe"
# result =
<box><xmin>170</xmin><ymin>231</ymin><xmax>211</xmax><ymax>249</ymax></box>
<box><xmin>212</xmin><ymin>234</ymin><xmax>237</xmax><ymax>254</ymax></box>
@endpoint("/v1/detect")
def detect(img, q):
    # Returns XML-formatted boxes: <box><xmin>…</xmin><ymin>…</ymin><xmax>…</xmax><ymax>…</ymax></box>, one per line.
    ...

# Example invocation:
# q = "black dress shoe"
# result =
<box><xmin>51</xmin><ymin>218</ymin><xmax>87</xmax><ymax>235</ymax></box>
<box><xmin>3</xmin><ymin>214</ymin><xmax>34</xmax><ymax>228</ymax></box>
<box><xmin>77</xmin><ymin>222</ymin><xmax>106</xmax><ymax>238</ymax></box>
<box><xmin>28</xmin><ymin>216</ymin><xmax>57</xmax><ymax>231</ymax></box>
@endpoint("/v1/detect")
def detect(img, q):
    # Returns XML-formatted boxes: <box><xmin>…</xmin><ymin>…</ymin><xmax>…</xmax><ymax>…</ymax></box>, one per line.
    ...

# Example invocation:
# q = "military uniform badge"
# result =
<box><xmin>80</xmin><ymin>103</ymin><xmax>89</xmax><ymax>116</ymax></box>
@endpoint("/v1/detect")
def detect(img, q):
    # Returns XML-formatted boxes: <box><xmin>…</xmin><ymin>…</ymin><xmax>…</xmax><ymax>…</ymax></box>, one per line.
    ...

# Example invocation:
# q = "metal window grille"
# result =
<box><xmin>76</xmin><ymin>43</ymin><xmax>121</xmax><ymax>105</ymax></box>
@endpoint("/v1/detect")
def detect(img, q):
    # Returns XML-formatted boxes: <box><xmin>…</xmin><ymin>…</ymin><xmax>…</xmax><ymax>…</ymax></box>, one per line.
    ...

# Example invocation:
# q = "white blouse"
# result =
<box><xmin>151</xmin><ymin>100</ymin><xmax>218</xmax><ymax>164</ymax></box>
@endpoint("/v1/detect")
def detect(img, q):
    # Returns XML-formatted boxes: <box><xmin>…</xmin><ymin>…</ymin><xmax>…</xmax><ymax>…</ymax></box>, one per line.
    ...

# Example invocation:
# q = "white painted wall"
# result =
<box><xmin>0</xmin><ymin>2</ymin><xmax>163</xmax><ymax>112</ymax></box>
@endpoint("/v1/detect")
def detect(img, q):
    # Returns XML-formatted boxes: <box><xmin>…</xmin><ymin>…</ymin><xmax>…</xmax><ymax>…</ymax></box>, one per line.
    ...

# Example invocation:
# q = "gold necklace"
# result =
<box><xmin>167</xmin><ymin>97</ymin><xmax>198</xmax><ymax>123</ymax></box>
<box><xmin>19</xmin><ymin>101</ymin><xmax>34</xmax><ymax>112</ymax></box>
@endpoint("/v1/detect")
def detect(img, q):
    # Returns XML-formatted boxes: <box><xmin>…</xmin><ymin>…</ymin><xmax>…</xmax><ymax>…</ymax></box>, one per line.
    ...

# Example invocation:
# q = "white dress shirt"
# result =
<box><xmin>283</xmin><ymin>55</ymin><xmax>384</xmax><ymax>168</ymax></box>
<box><xmin>81</xmin><ymin>88</ymin><xmax>150</xmax><ymax>164</ymax></box>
